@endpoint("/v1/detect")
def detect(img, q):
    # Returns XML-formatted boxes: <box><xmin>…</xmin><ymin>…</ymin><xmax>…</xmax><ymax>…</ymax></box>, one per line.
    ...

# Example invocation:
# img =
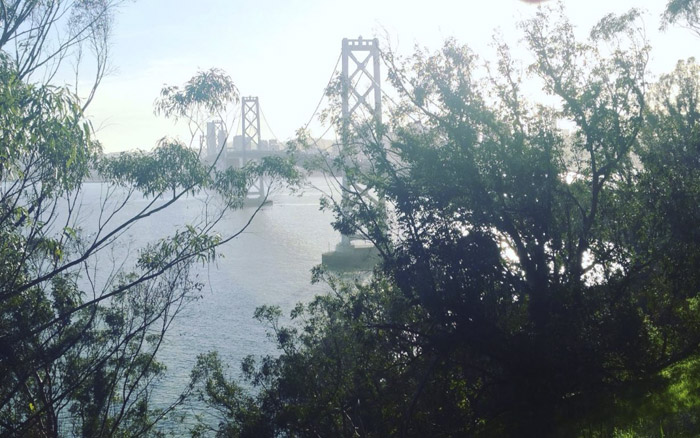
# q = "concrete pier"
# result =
<box><xmin>242</xmin><ymin>198</ymin><xmax>272</xmax><ymax>208</ymax></box>
<box><xmin>322</xmin><ymin>242</ymin><xmax>381</xmax><ymax>271</ymax></box>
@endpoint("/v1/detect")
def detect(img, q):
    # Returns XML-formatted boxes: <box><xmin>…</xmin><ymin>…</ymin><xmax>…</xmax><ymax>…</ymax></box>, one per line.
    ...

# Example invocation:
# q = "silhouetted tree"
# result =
<box><xmin>191</xmin><ymin>5</ymin><xmax>700</xmax><ymax>438</ymax></box>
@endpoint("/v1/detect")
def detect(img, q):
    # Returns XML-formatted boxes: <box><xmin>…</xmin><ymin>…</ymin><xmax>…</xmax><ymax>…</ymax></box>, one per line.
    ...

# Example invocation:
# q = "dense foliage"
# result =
<box><xmin>0</xmin><ymin>2</ymin><xmax>296</xmax><ymax>436</ymax></box>
<box><xmin>3</xmin><ymin>0</ymin><xmax>700</xmax><ymax>436</ymax></box>
<box><xmin>191</xmin><ymin>6</ymin><xmax>700</xmax><ymax>438</ymax></box>
<box><xmin>663</xmin><ymin>0</ymin><xmax>700</xmax><ymax>36</ymax></box>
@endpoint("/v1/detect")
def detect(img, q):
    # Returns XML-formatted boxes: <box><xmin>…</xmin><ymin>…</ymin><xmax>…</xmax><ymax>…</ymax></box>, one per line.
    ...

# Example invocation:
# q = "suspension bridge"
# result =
<box><xmin>205</xmin><ymin>37</ymin><xmax>389</xmax><ymax>270</ymax></box>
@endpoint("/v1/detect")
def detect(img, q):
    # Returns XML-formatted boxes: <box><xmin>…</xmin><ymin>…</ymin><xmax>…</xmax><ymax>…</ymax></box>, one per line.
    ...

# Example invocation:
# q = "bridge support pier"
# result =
<box><xmin>321</xmin><ymin>243</ymin><xmax>380</xmax><ymax>271</ymax></box>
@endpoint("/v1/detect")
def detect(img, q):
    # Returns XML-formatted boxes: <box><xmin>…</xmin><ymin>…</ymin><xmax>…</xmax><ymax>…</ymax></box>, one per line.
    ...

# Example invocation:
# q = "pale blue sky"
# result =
<box><xmin>85</xmin><ymin>0</ymin><xmax>695</xmax><ymax>152</ymax></box>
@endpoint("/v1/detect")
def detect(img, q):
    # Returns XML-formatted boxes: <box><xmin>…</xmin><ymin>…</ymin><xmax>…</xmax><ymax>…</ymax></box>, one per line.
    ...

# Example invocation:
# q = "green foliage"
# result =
<box><xmin>189</xmin><ymin>276</ymin><xmax>428</xmax><ymax>438</ymax></box>
<box><xmin>99</xmin><ymin>140</ymin><xmax>211</xmax><ymax>196</ymax></box>
<box><xmin>193</xmin><ymin>6</ymin><xmax>700</xmax><ymax>437</ymax></box>
<box><xmin>188</xmin><ymin>352</ymin><xmax>272</xmax><ymax>438</ymax></box>
<box><xmin>1</xmin><ymin>2</ymin><xmax>294</xmax><ymax>435</ymax></box>
<box><xmin>663</xmin><ymin>0</ymin><xmax>700</xmax><ymax>34</ymax></box>
<box><xmin>155</xmin><ymin>69</ymin><xmax>239</xmax><ymax>121</ymax></box>
<box><xmin>0</xmin><ymin>55</ymin><xmax>98</xmax><ymax>194</ymax></box>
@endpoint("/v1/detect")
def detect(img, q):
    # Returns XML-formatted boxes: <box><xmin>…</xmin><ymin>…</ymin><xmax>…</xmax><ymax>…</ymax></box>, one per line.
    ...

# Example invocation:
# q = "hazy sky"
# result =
<box><xmin>85</xmin><ymin>0</ymin><xmax>694</xmax><ymax>153</ymax></box>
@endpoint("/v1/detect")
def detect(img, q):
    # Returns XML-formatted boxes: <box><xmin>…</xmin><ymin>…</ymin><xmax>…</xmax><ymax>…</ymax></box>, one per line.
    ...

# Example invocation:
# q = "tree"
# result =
<box><xmin>192</xmin><ymin>5</ymin><xmax>700</xmax><ymax>438</ymax></box>
<box><xmin>663</xmin><ymin>0</ymin><xmax>700</xmax><ymax>37</ymax></box>
<box><xmin>0</xmin><ymin>2</ymin><xmax>296</xmax><ymax>436</ymax></box>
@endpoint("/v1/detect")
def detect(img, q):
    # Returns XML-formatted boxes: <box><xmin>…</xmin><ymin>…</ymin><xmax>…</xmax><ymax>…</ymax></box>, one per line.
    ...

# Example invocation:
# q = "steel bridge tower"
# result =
<box><xmin>341</xmin><ymin>37</ymin><xmax>382</xmax><ymax>132</ymax></box>
<box><xmin>340</xmin><ymin>37</ymin><xmax>382</xmax><ymax>247</ymax></box>
<box><xmin>241</xmin><ymin>96</ymin><xmax>266</xmax><ymax>200</ymax></box>
<box><xmin>322</xmin><ymin>37</ymin><xmax>383</xmax><ymax>269</ymax></box>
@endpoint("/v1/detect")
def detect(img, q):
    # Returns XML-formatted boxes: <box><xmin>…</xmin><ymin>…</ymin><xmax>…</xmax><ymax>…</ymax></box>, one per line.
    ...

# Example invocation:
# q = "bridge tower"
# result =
<box><xmin>340</xmin><ymin>37</ymin><xmax>382</xmax><ymax>248</ymax></box>
<box><xmin>341</xmin><ymin>36</ymin><xmax>382</xmax><ymax>130</ymax></box>
<box><xmin>322</xmin><ymin>37</ymin><xmax>383</xmax><ymax>270</ymax></box>
<box><xmin>241</xmin><ymin>96</ymin><xmax>266</xmax><ymax>201</ymax></box>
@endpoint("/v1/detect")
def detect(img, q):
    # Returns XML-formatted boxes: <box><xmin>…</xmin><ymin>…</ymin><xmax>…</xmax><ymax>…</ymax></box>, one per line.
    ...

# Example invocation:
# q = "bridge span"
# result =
<box><xmin>204</xmin><ymin>37</ymin><xmax>384</xmax><ymax>271</ymax></box>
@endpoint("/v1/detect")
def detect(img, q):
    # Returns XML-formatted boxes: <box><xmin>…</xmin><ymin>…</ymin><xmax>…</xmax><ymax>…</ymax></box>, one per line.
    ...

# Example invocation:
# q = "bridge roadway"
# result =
<box><xmin>222</xmin><ymin>148</ymin><xmax>359</xmax><ymax>177</ymax></box>
<box><xmin>226</xmin><ymin>149</ymin><xmax>285</xmax><ymax>161</ymax></box>
<box><xmin>224</xmin><ymin>148</ymin><xmax>323</xmax><ymax>168</ymax></box>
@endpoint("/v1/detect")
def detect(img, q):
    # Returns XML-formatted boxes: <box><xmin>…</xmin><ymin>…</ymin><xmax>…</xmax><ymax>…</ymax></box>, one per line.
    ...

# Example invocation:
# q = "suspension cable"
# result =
<box><xmin>259</xmin><ymin>106</ymin><xmax>280</xmax><ymax>143</ymax></box>
<box><xmin>301</xmin><ymin>52</ymin><xmax>342</xmax><ymax>133</ymax></box>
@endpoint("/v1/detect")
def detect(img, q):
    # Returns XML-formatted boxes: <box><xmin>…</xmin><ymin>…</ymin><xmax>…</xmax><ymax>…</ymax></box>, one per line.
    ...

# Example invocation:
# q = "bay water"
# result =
<box><xmin>75</xmin><ymin>179</ymin><xmax>339</xmax><ymax>414</ymax></box>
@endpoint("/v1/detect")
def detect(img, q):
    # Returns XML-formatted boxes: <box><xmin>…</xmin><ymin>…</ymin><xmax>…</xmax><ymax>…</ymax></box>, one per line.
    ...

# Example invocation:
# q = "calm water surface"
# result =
<box><xmin>78</xmin><ymin>179</ymin><xmax>339</xmax><ymax>406</ymax></box>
